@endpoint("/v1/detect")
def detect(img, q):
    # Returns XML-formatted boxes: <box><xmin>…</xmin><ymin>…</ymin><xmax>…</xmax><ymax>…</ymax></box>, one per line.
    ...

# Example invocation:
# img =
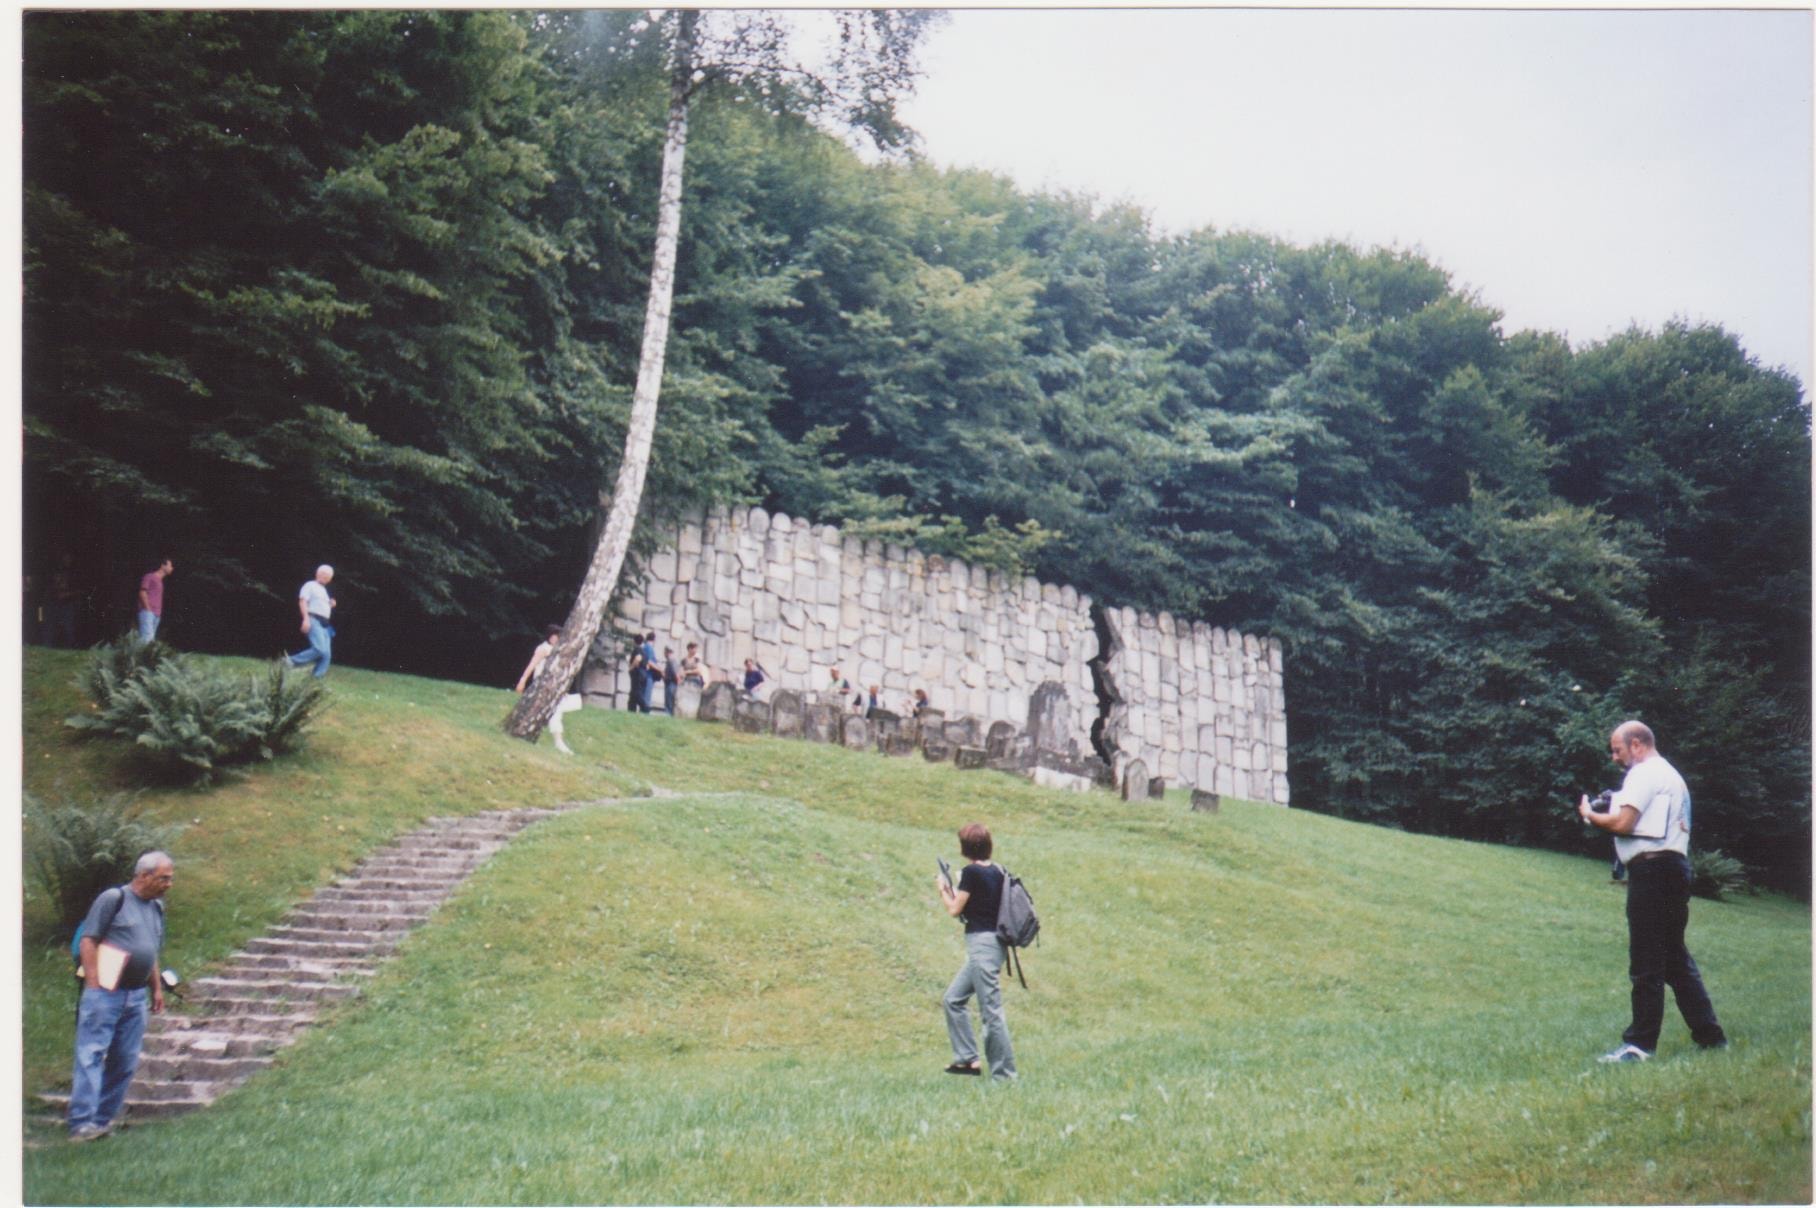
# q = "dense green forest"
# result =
<box><xmin>24</xmin><ymin>11</ymin><xmax>1810</xmax><ymax>887</ymax></box>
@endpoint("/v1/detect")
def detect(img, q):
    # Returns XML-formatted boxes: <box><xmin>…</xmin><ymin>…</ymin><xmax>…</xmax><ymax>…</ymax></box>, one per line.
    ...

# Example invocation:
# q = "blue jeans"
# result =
<box><xmin>68</xmin><ymin>985</ymin><xmax>149</xmax><ymax>1133</ymax></box>
<box><xmin>136</xmin><ymin>610</ymin><xmax>160</xmax><ymax>643</ymax></box>
<box><xmin>944</xmin><ymin>932</ymin><xmax>1017</xmax><ymax>1079</ymax></box>
<box><xmin>288</xmin><ymin>618</ymin><xmax>333</xmax><ymax>677</ymax></box>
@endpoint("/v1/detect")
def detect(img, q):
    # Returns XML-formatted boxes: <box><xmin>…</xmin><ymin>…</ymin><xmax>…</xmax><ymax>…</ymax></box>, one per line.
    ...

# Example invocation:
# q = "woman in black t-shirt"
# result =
<box><xmin>934</xmin><ymin>822</ymin><xmax>1017</xmax><ymax>1080</ymax></box>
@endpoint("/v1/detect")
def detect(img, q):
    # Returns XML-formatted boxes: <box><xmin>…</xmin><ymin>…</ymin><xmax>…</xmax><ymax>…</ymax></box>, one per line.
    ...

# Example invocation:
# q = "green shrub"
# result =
<box><xmin>256</xmin><ymin>662</ymin><xmax>331</xmax><ymax>757</ymax></box>
<box><xmin>77</xmin><ymin>631</ymin><xmax>175</xmax><ymax>715</ymax></box>
<box><xmin>1690</xmin><ymin>848</ymin><xmax>1751</xmax><ymax>900</ymax></box>
<box><xmin>67</xmin><ymin>644</ymin><xmax>329</xmax><ymax>782</ymax></box>
<box><xmin>25</xmin><ymin>792</ymin><xmax>185</xmax><ymax>932</ymax></box>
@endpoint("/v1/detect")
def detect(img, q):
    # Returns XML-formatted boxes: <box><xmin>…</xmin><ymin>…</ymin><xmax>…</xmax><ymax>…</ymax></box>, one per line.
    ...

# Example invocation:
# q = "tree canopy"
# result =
<box><xmin>24</xmin><ymin>10</ymin><xmax>1810</xmax><ymax>888</ymax></box>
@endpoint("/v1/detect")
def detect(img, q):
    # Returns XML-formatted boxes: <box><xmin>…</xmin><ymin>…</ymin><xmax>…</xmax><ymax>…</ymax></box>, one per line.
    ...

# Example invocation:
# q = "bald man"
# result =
<box><xmin>1578</xmin><ymin>720</ymin><xmax>1726</xmax><ymax>1062</ymax></box>
<box><xmin>68</xmin><ymin>852</ymin><xmax>173</xmax><ymax>1142</ymax></box>
<box><xmin>286</xmin><ymin>564</ymin><xmax>337</xmax><ymax>678</ymax></box>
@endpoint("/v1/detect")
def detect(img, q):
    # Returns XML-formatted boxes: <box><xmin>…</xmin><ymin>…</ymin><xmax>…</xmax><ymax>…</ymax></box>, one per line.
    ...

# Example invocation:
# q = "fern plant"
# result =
<box><xmin>120</xmin><ymin>659</ymin><xmax>267</xmax><ymax>777</ymax></box>
<box><xmin>73</xmin><ymin>632</ymin><xmax>175</xmax><ymax>731</ymax></box>
<box><xmin>1690</xmin><ymin>848</ymin><xmax>1752</xmax><ymax>901</ymax></box>
<box><xmin>68</xmin><ymin>642</ymin><xmax>330</xmax><ymax>783</ymax></box>
<box><xmin>25</xmin><ymin>792</ymin><xmax>184</xmax><ymax>931</ymax></box>
<box><xmin>259</xmin><ymin>663</ymin><xmax>330</xmax><ymax>758</ymax></box>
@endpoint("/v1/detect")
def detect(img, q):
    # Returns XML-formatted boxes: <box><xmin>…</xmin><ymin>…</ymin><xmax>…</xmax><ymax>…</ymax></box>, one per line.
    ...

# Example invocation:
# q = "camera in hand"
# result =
<box><xmin>1586</xmin><ymin>789</ymin><xmax>1614</xmax><ymax>815</ymax></box>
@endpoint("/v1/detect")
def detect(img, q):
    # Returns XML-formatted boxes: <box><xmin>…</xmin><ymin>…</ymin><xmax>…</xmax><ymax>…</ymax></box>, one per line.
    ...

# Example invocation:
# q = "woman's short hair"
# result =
<box><xmin>544</xmin><ymin>625</ymin><xmax>563</xmax><ymax>641</ymax></box>
<box><xmin>958</xmin><ymin>823</ymin><xmax>992</xmax><ymax>861</ymax></box>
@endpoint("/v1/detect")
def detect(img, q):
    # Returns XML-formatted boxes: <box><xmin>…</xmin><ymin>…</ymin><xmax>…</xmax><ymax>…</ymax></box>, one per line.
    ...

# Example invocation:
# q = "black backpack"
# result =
<box><xmin>994</xmin><ymin>866</ymin><xmax>1040</xmax><ymax>989</ymax></box>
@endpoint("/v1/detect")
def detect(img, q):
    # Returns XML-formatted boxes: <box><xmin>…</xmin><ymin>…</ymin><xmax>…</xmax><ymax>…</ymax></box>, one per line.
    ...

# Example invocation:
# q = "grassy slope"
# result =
<box><xmin>21</xmin><ymin>649</ymin><xmax>1812</xmax><ymax>1204</ymax></box>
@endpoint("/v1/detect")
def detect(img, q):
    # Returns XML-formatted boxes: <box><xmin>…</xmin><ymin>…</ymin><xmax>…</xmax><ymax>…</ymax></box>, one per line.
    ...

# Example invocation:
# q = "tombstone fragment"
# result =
<box><xmin>1121</xmin><ymin>758</ymin><xmax>1150</xmax><ymax>802</ymax></box>
<box><xmin>955</xmin><ymin>746</ymin><xmax>987</xmax><ymax>770</ymax></box>
<box><xmin>698</xmin><ymin>682</ymin><xmax>738</xmax><ymax>723</ymax></box>
<box><xmin>803</xmin><ymin>703</ymin><xmax>841</xmax><ymax>745</ymax></box>
<box><xmin>733</xmin><ymin>699</ymin><xmax>772</xmax><ymax>735</ymax></box>
<box><xmin>1190</xmin><ymin>789</ymin><xmax>1221</xmax><ymax>814</ymax></box>
<box><xmin>770</xmin><ymin>689</ymin><xmax>804</xmax><ymax>739</ymax></box>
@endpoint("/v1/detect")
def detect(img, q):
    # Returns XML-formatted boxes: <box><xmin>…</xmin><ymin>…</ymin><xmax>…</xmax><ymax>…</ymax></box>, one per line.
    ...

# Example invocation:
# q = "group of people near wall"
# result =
<box><xmin>585</xmin><ymin>632</ymin><xmax>941</xmax><ymax>721</ymax></box>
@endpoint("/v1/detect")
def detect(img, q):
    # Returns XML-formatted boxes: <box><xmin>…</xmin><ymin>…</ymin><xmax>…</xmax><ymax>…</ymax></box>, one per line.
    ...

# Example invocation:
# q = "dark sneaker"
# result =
<box><xmin>943</xmin><ymin>1062</ymin><xmax>982</xmax><ymax>1076</ymax></box>
<box><xmin>1598</xmin><ymin>1043</ymin><xmax>1653</xmax><ymax>1064</ymax></box>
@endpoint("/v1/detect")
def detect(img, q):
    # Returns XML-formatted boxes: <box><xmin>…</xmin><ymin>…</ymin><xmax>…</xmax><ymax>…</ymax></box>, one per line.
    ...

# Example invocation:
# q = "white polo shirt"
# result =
<box><xmin>1611</xmin><ymin>753</ymin><xmax>1691</xmax><ymax>864</ymax></box>
<box><xmin>299</xmin><ymin>579</ymin><xmax>333</xmax><ymax>620</ymax></box>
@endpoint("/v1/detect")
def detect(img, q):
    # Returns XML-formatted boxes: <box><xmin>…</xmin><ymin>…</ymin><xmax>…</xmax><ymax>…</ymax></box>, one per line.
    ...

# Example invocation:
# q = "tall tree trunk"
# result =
<box><xmin>505</xmin><ymin>13</ymin><xmax>697</xmax><ymax>741</ymax></box>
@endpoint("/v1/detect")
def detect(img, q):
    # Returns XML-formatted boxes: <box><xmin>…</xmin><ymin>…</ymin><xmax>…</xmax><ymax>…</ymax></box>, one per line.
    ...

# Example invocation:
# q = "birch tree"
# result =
<box><xmin>507</xmin><ymin>8</ymin><xmax>936</xmax><ymax>740</ymax></box>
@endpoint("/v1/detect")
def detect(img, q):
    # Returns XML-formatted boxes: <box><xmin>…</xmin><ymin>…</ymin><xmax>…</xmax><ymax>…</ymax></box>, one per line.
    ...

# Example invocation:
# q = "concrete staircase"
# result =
<box><xmin>42</xmin><ymin>804</ymin><xmax>576</xmax><ymax>1125</ymax></box>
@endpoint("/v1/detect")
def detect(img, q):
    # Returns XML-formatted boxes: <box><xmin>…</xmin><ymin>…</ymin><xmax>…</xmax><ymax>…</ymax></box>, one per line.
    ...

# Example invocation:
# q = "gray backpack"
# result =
<box><xmin>995</xmin><ymin>867</ymin><xmax>1039</xmax><ymax>988</ymax></box>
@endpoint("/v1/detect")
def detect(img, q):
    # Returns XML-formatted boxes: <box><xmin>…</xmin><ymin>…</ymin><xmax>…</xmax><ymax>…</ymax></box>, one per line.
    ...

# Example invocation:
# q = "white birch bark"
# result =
<box><xmin>506</xmin><ymin>14</ymin><xmax>697</xmax><ymax>740</ymax></box>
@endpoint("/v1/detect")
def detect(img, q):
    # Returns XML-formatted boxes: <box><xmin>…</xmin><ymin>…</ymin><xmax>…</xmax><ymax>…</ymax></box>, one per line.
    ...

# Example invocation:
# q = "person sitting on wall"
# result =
<box><xmin>911</xmin><ymin>688</ymin><xmax>931</xmax><ymax>717</ymax></box>
<box><xmin>743</xmin><ymin>658</ymin><xmax>769</xmax><ymax>699</ymax></box>
<box><xmin>828</xmin><ymin>665</ymin><xmax>853</xmax><ymax>695</ymax></box>
<box><xmin>865</xmin><ymin>684</ymin><xmax>882</xmax><ymax>718</ymax></box>
<box><xmin>680</xmin><ymin>642</ymin><xmax>706</xmax><ymax>688</ymax></box>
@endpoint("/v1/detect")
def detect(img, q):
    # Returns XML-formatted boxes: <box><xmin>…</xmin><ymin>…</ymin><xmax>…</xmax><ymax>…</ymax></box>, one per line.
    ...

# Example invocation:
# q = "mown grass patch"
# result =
<box><xmin>22</xmin><ymin>704</ymin><xmax>1811</xmax><ymax>1207</ymax></box>
<box><xmin>21</xmin><ymin>647</ymin><xmax>644</xmax><ymax>1094</ymax></box>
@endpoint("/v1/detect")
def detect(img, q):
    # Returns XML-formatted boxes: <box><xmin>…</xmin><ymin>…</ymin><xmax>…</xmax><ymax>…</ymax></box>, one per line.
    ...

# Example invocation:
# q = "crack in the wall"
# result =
<box><xmin>1086</xmin><ymin>602</ymin><xmax>1125</xmax><ymax>768</ymax></box>
<box><xmin>590</xmin><ymin>506</ymin><xmax>1290</xmax><ymax>804</ymax></box>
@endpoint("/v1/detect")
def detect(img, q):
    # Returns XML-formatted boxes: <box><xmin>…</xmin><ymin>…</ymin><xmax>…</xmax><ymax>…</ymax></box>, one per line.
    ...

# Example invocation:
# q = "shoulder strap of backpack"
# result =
<box><xmin>77</xmin><ymin>885</ymin><xmax>129</xmax><ymax>957</ymax></box>
<box><xmin>1008</xmin><ymin>942</ymin><xmax>1027</xmax><ymax>990</ymax></box>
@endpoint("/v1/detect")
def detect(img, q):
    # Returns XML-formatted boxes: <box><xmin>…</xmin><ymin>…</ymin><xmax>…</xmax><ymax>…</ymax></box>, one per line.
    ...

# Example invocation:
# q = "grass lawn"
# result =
<box><xmin>20</xmin><ymin>648</ymin><xmax>1812</xmax><ymax>1204</ymax></box>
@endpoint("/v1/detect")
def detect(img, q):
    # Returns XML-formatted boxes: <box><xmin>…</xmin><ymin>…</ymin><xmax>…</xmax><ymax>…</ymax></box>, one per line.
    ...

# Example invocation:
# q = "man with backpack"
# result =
<box><xmin>67</xmin><ymin>851</ymin><xmax>174</xmax><ymax>1142</ymax></box>
<box><xmin>935</xmin><ymin>823</ymin><xmax>1021</xmax><ymax>1081</ymax></box>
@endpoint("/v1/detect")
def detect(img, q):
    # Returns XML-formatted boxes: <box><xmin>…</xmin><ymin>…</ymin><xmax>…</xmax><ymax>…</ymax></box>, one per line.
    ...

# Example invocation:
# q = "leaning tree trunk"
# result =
<box><xmin>505</xmin><ymin>14</ymin><xmax>697</xmax><ymax>741</ymax></box>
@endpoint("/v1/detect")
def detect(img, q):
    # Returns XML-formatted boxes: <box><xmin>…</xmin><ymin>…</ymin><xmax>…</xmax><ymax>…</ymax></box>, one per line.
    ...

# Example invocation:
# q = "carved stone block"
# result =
<box><xmin>770</xmin><ymin>689</ymin><xmax>804</xmax><ymax>739</ymax></box>
<box><xmin>698</xmin><ymin>682</ymin><xmax>738</xmax><ymax>723</ymax></box>
<box><xmin>733</xmin><ymin>698</ymin><xmax>772</xmax><ymax>735</ymax></box>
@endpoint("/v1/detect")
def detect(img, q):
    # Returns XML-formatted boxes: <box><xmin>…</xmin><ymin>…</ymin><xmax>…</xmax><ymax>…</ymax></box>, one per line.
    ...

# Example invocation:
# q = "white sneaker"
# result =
<box><xmin>1598</xmin><ymin>1043</ymin><xmax>1653</xmax><ymax>1063</ymax></box>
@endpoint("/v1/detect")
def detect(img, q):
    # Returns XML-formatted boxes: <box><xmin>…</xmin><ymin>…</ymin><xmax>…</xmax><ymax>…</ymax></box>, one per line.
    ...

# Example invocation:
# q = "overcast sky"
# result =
<box><xmin>893</xmin><ymin>8</ymin><xmax>1813</xmax><ymax>394</ymax></box>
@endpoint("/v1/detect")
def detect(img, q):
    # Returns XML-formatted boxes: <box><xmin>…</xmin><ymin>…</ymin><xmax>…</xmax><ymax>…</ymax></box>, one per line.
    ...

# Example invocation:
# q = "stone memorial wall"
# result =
<box><xmin>580</xmin><ymin>506</ymin><xmax>1289</xmax><ymax>805</ymax></box>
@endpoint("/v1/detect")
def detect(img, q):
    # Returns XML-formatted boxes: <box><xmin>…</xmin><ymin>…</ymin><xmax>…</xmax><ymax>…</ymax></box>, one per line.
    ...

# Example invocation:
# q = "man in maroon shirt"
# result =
<box><xmin>135</xmin><ymin>558</ymin><xmax>172</xmax><ymax>643</ymax></box>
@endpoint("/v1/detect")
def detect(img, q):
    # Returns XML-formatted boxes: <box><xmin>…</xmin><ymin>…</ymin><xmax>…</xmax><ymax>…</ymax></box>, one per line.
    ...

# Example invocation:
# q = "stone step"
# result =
<box><xmin>185</xmin><ymin>993</ymin><xmax>319</xmax><ymax>1019</ymax></box>
<box><xmin>194</xmin><ymin>976</ymin><xmax>360</xmax><ymax>1003</ymax></box>
<box><xmin>327</xmin><ymin>876</ymin><xmax>465</xmax><ymax>894</ymax></box>
<box><xmin>143</xmin><ymin>1026</ymin><xmax>291</xmax><ymax>1058</ymax></box>
<box><xmin>242</xmin><ymin>934</ymin><xmax>385</xmax><ymax>957</ymax></box>
<box><xmin>346</xmin><ymin>846</ymin><xmax>486</xmax><ymax>868</ymax></box>
<box><xmin>40</xmin><ymin>1091</ymin><xmax>211</xmax><ymax>1121</ymax></box>
<box><xmin>136</xmin><ymin>1052</ymin><xmax>273</xmax><ymax>1084</ymax></box>
<box><xmin>314</xmin><ymin>885</ymin><xmax>452</xmax><ymax>905</ymax></box>
<box><xmin>258</xmin><ymin>926</ymin><xmax>402</xmax><ymax>950</ymax></box>
<box><xmin>388</xmin><ymin>836</ymin><xmax>500</xmax><ymax>853</ymax></box>
<box><xmin>221</xmin><ymin>954</ymin><xmax>377</xmax><ymax>977</ymax></box>
<box><xmin>295</xmin><ymin>896</ymin><xmax>436</xmax><ymax>918</ymax></box>
<box><xmin>282</xmin><ymin>908</ymin><xmax>427</xmax><ymax>933</ymax></box>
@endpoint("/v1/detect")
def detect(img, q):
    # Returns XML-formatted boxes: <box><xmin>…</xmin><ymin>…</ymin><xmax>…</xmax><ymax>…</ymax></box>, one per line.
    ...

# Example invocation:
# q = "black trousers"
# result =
<box><xmin>1623</xmin><ymin>852</ymin><xmax>1725</xmax><ymax>1052</ymax></box>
